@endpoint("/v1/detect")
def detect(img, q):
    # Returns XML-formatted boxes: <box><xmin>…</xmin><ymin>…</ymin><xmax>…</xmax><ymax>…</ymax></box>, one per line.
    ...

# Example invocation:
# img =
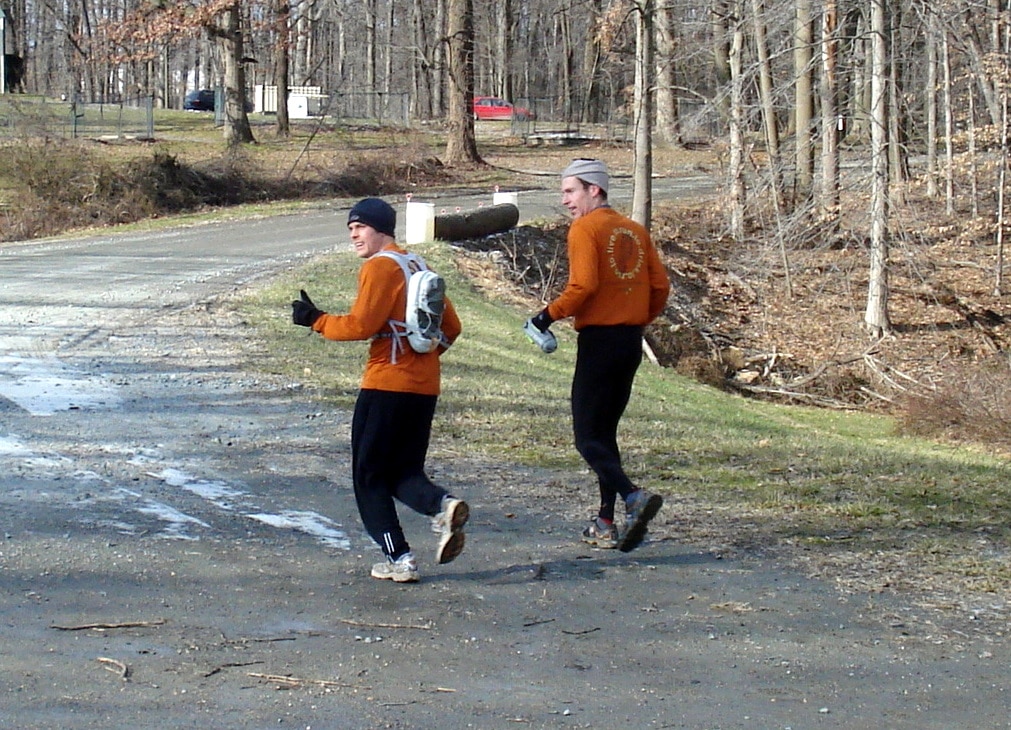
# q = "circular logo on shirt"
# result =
<box><xmin>607</xmin><ymin>227</ymin><xmax>645</xmax><ymax>280</ymax></box>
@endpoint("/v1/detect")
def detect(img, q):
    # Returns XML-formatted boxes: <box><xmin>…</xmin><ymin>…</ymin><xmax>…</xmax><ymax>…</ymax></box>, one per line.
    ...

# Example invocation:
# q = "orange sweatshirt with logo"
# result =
<box><xmin>546</xmin><ymin>206</ymin><xmax>670</xmax><ymax>330</ymax></box>
<box><xmin>311</xmin><ymin>244</ymin><xmax>461</xmax><ymax>396</ymax></box>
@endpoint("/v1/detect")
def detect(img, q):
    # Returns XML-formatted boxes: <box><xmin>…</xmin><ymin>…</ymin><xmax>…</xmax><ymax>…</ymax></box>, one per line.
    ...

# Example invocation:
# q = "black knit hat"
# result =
<box><xmin>348</xmin><ymin>197</ymin><xmax>396</xmax><ymax>237</ymax></box>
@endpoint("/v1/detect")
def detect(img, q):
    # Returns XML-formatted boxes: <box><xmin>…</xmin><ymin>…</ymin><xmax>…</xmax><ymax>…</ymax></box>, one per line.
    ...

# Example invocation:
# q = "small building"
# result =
<box><xmin>253</xmin><ymin>85</ymin><xmax>328</xmax><ymax>118</ymax></box>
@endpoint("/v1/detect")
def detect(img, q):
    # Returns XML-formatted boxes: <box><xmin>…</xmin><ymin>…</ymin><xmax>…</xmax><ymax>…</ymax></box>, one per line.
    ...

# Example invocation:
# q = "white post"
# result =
<box><xmin>0</xmin><ymin>8</ymin><xmax>7</xmax><ymax>95</ymax></box>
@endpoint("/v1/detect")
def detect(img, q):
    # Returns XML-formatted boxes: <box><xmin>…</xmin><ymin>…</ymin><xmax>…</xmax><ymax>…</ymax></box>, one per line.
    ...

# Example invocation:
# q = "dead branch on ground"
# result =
<box><xmin>51</xmin><ymin>619</ymin><xmax>167</xmax><ymax>631</ymax></box>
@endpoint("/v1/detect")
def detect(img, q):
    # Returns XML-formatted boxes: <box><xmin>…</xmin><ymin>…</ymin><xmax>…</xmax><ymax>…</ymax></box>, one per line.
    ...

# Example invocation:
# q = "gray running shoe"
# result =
<box><xmin>581</xmin><ymin>518</ymin><xmax>619</xmax><ymax>549</ymax></box>
<box><xmin>433</xmin><ymin>496</ymin><xmax>469</xmax><ymax>564</ymax></box>
<box><xmin>371</xmin><ymin>552</ymin><xmax>419</xmax><ymax>583</ymax></box>
<box><xmin>618</xmin><ymin>490</ymin><xmax>663</xmax><ymax>553</ymax></box>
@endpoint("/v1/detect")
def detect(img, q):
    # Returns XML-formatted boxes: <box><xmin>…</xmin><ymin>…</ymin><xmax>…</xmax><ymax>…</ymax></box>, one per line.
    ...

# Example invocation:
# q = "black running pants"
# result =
<box><xmin>571</xmin><ymin>325</ymin><xmax>644</xmax><ymax>521</ymax></box>
<box><xmin>351</xmin><ymin>388</ymin><xmax>447</xmax><ymax>559</ymax></box>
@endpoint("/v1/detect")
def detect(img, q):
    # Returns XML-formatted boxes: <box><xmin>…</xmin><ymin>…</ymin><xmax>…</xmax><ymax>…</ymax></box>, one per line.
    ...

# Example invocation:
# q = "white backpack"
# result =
<box><xmin>375</xmin><ymin>250</ymin><xmax>448</xmax><ymax>360</ymax></box>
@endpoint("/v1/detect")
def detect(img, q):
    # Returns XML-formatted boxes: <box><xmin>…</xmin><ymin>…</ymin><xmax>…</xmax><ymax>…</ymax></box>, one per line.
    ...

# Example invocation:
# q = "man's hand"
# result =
<box><xmin>523</xmin><ymin>309</ymin><xmax>557</xmax><ymax>354</ymax></box>
<box><xmin>292</xmin><ymin>289</ymin><xmax>324</xmax><ymax>328</ymax></box>
<box><xmin>529</xmin><ymin>309</ymin><xmax>553</xmax><ymax>333</ymax></box>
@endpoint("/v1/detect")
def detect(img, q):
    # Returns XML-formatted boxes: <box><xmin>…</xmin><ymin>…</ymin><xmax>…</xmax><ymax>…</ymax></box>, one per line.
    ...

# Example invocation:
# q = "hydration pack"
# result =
<box><xmin>375</xmin><ymin>250</ymin><xmax>448</xmax><ymax>359</ymax></box>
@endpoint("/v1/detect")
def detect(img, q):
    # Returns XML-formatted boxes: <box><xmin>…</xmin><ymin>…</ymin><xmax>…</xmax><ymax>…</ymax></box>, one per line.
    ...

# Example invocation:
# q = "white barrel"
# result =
<box><xmin>493</xmin><ymin>191</ymin><xmax>519</xmax><ymax>208</ymax></box>
<box><xmin>405</xmin><ymin>201</ymin><xmax>435</xmax><ymax>244</ymax></box>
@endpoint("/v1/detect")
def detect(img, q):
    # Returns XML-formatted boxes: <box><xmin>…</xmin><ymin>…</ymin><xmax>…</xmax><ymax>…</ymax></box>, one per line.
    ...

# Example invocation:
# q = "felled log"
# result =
<box><xmin>434</xmin><ymin>203</ymin><xmax>519</xmax><ymax>241</ymax></box>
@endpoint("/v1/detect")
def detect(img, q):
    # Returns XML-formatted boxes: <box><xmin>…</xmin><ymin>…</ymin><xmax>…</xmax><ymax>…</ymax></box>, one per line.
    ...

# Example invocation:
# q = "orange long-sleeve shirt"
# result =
<box><xmin>546</xmin><ymin>207</ymin><xmax>670</xmax><ymax>330</ymax></box>
<box><xmin>312</xmin><ymin>244</ymin><xmax>461</xmax><ymax>396</ymax></box>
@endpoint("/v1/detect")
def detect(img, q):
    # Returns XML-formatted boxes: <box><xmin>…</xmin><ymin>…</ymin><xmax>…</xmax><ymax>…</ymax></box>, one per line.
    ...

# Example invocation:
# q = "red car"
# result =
<box><xmin>472</xmin><ymin>96</ymin><xmax>535</xmax><ymax>121</ymax></box>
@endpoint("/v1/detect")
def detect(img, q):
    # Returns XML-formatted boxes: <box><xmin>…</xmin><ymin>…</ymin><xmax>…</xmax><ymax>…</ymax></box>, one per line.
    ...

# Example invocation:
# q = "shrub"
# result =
<box><xmin>898</xmin><ymin>355</ymin><xmax>1011</xmax><ymax>448</ymax></box>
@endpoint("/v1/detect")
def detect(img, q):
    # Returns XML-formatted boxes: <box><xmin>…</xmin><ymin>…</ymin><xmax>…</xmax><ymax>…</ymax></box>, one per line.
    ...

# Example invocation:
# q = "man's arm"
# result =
<box><xmin>313</xmin><ymin>259</ymin><xmax>400</xmax><ymax>341</ymax></box>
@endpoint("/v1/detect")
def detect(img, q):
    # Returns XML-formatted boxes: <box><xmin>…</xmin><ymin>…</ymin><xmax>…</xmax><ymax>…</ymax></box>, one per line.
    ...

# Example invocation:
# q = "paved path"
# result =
<box><xmin>1</xmin><ymin>185</ymin><xmax>1008</xmax><ymax>729</ymax></box>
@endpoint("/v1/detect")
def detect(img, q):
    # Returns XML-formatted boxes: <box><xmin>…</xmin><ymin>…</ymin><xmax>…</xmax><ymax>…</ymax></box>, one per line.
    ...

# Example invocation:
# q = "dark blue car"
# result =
<box><xmin>184</xmin><ymin>89</ymin><xmax>253</xmax><ymax>112</ymax></box>
<box><xmin>184</xmin><ymin>89</ymin><xmax>217</xmax><ymax>111</ymax></box>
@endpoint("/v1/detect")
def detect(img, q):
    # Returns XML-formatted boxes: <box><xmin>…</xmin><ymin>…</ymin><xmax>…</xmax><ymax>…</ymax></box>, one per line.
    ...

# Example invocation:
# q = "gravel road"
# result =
<box><xmin>1</xmin><ymin>188</ymin><xmax>1008</xmax><ymax>729</ymax></box>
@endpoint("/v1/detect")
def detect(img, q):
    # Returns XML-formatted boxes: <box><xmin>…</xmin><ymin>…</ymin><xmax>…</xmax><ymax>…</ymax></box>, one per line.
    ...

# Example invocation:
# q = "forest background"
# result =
<box><xmin>2</xmin><ymin>0</ymin><xmax>1011</xmax><ymax>614</ymax></box>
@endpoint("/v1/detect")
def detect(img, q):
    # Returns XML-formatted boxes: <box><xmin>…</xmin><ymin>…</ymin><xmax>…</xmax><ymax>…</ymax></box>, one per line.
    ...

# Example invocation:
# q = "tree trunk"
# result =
<box><xmin>559</xmin><ymin>10</ymin><xmax>573</xmax><ymax>121</ymax></box>
<box><xmin>942</xmin><ymin>30</ymin><xmax>954</xmax><ymax>216</ymax></box>
<box><xmin>995</xmin><ymin>21</ymin><xmax>1010</xmax><ymax>296</ymax></box>
<box><xmin>274</xmin><ymin>0</ymin><xmax>290</xmax><ymax>138</ymax></box>
<box><xmin>384</xmin><ymin>0</ymin><xmax>395</xmax><ymax>104</ymax></box>
<box><xmin>411</xmin><ymin>0</ymin><xmax>432</xmax><ymax>118</ymax></box>
<box><xmin>444</xmin><ymin>0</ymin><xmax>482</xmax><ymax>164</ymax></box>
<box><xmin>793</xmin><ymin>0</ymin><xmax>814</xmax><ymax>204</ymax></box>
<box><xmin>864</xmin><ymin>0</ymin><xmax>890</xmax><ymax>337</ymax></box>
<box><xmin>214</xmin><ymin>2</ymin><xmax>255</xmax><ymax>146</ymax></box>
<box><xmin>654</xmin><ymin>0</ymin><xmax>680</xmax><ymax>145</ymax></box>
<box><xmin>886</xmin><ymin>6</ymin><xmax>905</xmax><ymax>207</ymax></box>
<box><xmin>819</xmin><ymin>0</ymin><xmax>839</xmax><ymax>219</ymax></box>
<box><xmin>728</xmin><ymin>0</ymin><xmax>746</xmax><ymax>242</ymax></box>
<box><xmin>924</xmin><ymin>11</ymin><xmax>938</xmax><ymax>199</ymax></box>
<box><xmin>580</xmin><ymin>0</ymin><xmax>604</xmax><ymax>123</ymax></box>
<box><xmin>962</xmin><ymin>11</ymin><xmax>1001</xmax><ymax>126</ymax></box>
<box><xmin>366</xmin><ymin>0</ymin><xmax>377</xmax><ymax>118</ymax></box>
<box><xmin>494</xmin><ymin>0</ymin><xmax>511</xmax><ymax>100</ymax></box>
<box><xmin>750</xmin><ymin>0</ymin><xmax>782</xmax><ymax>210</ymax></box>
<box><xmin>632</xmin><ymin>0</ymin><xmax>654</xmax><ymax>229</ymax></box>
<box><xmin>969</xmin><ymin>83</ymin><xmax>979</xmax><ymax>219</ymax></box>
<box><xmin>433</xmin><ymin>0</ymin><xmax>446</xmax><ymax>115</ymax></box>
<box><xmin>711</xmin><ymin>0</ymin><xmax>732</xmax><ymax>123</ymax></box>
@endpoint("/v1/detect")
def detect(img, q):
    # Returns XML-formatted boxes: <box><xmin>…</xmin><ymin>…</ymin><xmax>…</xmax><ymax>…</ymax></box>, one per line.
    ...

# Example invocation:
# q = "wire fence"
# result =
<box><xmin>0</xmin><ymin>91</ymin><xmax>710</xmax><ymax>144</ymax></box>
<box><xmin>324</xmin><ymin>91</ymin><xmax>410</xmax><ymax>127</ymax></box>
<box><xmin>0</xmin><ymin>95</ymin><xmax>154</xmax><ymax>140</ymax></box>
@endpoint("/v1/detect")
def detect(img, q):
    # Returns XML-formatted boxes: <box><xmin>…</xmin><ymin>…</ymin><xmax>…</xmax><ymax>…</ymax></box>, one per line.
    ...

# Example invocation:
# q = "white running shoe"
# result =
<box><xmin>371</xmin><ymin>552</ymin><xmax>419</xmax><ymax>583</ymax></box>
<box><xmin>433</xmin><ymin>496</ymin><xmax>469</xmax><ymax>564</ymax></box>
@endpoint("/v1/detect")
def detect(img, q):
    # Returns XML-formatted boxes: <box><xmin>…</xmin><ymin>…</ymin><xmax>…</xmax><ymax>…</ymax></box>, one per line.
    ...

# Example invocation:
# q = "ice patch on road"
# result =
<box><xmin>0</xmin><ymin>434</ymin><xmax>32</xmax><ymax>456</ymax></box>
<box><xmin>120</xmin><ymin>488</ymin><xmax>210</xmax><ymax>540</ymax></box>
<box><xmin>153</xmin><ymin>467</ymin><xmax>245</xmax><ymax>510</ymax></box>
<box><xmin>152</xmin><ymin>467</ymin><xmax>350</xmax><ymax>549</ymax></box>
<box><xmin>248</xmin><ymin>510</ymin><xmax>351</xmax><ymax>549</ymax></box>
<box><xmin>0</xmin><ymin>355</ymin><xmax>121</xmax><ymax>415</ymax></box>
<box><xmin>0</xmin><ymin>442</ymin><xmax>351</xmax><ymax>548</ymax></box>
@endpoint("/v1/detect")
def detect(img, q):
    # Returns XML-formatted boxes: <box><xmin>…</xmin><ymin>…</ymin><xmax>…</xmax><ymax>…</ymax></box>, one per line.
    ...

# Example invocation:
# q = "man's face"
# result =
<box><xmin>348</xmin><ymin>222</ymin><xmax>388</xmax><ymax>258</ymax></box>
<box><xmin>561</xmin><ymin>176</ymin><xmax>601</xmax><ymax>219</ymax></box>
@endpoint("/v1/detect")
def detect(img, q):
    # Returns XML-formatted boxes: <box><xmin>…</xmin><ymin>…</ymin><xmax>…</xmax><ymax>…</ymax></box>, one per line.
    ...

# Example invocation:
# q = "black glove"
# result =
<box><xmin>291</xmin><ymin>289</ymin><xmax>324</xmax><ymax>327</ymax></box>
<box><xmin>530</xmin><ymin>308</ymin><xmax>554</xmax><ymax>333</ymax></box>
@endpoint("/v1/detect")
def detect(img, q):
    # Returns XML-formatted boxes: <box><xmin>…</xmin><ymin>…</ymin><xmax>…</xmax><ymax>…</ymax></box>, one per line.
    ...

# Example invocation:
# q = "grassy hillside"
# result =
<box><xmin>239</xmin><ymin>241</ymin><xmax>1011</xmax><ymax>612</ymax></box>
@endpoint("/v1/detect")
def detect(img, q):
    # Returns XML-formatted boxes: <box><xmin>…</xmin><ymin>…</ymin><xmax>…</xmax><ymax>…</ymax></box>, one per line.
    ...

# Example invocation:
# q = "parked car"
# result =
<box><xmin>184</xmin><ymin>88</ymin><xmax>254</xmax><ymax>112</ymax></box>
<box><xmin>184</xmin><ymin>89</ymin><xmax>217</xmax><ymax>111</ymax></box>
<box><xmin>472</xmin><ymin>96</ymin><xmax>535</xmax><ymax>121</ymax></box>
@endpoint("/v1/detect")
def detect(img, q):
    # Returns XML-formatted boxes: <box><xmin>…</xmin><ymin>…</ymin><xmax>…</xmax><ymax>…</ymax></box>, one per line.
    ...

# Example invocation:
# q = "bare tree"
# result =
<box><xmin>727</xmin><ymin>0</ymin><xmax>746</xmax><ymax>241</ymax></box>
<box><xmin>654</xmin><ymin>0</ymin><xmax>679</xmax><ymax>145</ymax></box>
<box><xmin>793</xmin><ymin>0</ymin><xmax>814</xmax><ymax>205</ymax></box>
<box><xmin>210</xmin><ymin>1</ymin><xmax>255</xmax><ymax>145</ymax></box>
<box><xmin>274</xmin><ymin>0</ymin><xmax>290</xmax><ymax>137</ymax></box>
<box><xmin>865</xmin><ymin>0</ymin><xmax>891</xmax><ymax>338</ymax></box>
<box><xmin>942</xmin><ymin>26</ymin><xmax>955</xmax><ymax>216</ymax></box>
<box><xmin>819</xmin><ymin>0</ymin><xmax>839</xmax><ymax>219</ymax></box>
<box><xmin>923</xmin><ymin>6</ymin><xmax>938</xmax><ymax>199</ymax></box>
<box><xmin>444</xmin><ymin>0</ymin><xmax>481</xmax><ymax>164</ymax></box>
<box><xmin>631</xmin><ymin>0</ymin><xmax>655</xmax><ymax>228</ymax></box>
<box><xmin>750</xmin><ymin>0</ymin><xmax>783</xmax><ymax>209</ymax></box>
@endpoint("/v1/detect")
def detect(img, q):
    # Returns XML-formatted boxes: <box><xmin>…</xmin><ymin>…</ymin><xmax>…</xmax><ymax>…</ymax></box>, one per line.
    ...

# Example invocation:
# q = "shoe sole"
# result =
<box><xmin>370</xmin><ymin>568</ymin><xmax>419</xmax><ymax>583</ymax></box>
<box><xmin>581</xmin><ymin>536</ymin><xmax>618</xmax><ymax>549</ymax></box>
<box><xmin>436</xmin><ymin>500</ymin><xmax>469</xmax><ymax>564</ymax></box>
<box><xmin>437</xmin><ymin>531</ymin><xmax>466</xmax><ymax>564</ymax></box>
<box><xmin>617</xmin><ymin>493</ymin><xmax>663</xmax><ymax>553</ymax></box>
